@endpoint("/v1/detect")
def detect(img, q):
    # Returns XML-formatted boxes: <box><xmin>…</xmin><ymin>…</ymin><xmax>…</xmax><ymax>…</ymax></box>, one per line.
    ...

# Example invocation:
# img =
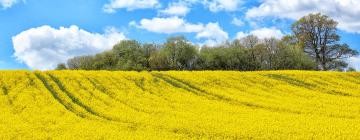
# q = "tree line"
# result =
<box><xmin>56</xmin><ymin>13</ymin><xmax>358</xmax><ymax>71</ymax></box>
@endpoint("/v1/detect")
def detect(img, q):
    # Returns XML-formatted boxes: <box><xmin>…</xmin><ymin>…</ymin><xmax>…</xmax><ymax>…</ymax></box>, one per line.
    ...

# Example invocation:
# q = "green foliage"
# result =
<box><xmin>149</xmin><ymin>50</ymin><xmax>170</xmax><ymax>71</ymax></box>
<box><xmin>163</xmin><ymin>36</ymin><xmax>198</xmax><ymax>70</ymax></box>
<box><xmin>67</xmin><ymin>55</ymin><xmax>94</xmax><ymax>70</ymax></box>
<box><xmin>61</xmin><ymin>36</ymin><xmax>319</xmax><ymax>71</ymax></box>
<box><xmin>112</xmin><ymin>40</ymin><xmax>147</xmax><ymax>71</ymax></box>
<box><xmin>347</xmin><ymin>67</ymin><xmax>357</xmax><ymax>72</ymax></box>
<box><xmin>272</xmin><ymin>44</ymin><xmax>317</xmax><ymax>70</ymax></box>
<box><xmin>143</xmin><ymin>43</ymin><xmax>159</xmax><ymax>70</ymax></box>
<box><xmin>55</xmin><ymin>63</ymin><xmax>67</xmax><ymax>70</ymax></box>
<box><xmin>92</xmin><ymin>51</ymin><xmax>117</xmax><ymax>70</ymax></box>
<box><xmin>198</xmin><ymin>44</ymin><xmax>255</xmax><ymax>70</ymax></box>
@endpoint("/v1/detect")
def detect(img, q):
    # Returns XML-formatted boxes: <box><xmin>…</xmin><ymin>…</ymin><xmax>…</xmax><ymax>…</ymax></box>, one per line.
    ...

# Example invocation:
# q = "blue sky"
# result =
<box><xmin>0</xmin><ymin>0</ymin><xmax>359</xmax><ymax>70</ymax></box>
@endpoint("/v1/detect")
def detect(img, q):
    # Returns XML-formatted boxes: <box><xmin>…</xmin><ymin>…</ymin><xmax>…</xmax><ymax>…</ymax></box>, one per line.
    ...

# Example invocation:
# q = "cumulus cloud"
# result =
<box><xmin>170</xmin><ymin>0</ymin><xmax>242</xmax><ymax>13</ymax></box>
<box><xmin>231</xmin><ymin>17</ymin><xmax>244</xmax><ymax>27</ymax></box>
<box><xmin>133</xmin><ymin>17</ymin><xmax>228</xmax><ymax>46</ymax></box>
<box><xmin>103</xmin><ymin>0</ymin><xmax>160</xmax><ymax>13</ymax></box>
<box><xmin>348</xmin><ymin>57</ymin><xmax>360</xmax><ymax>71</ymax></box>
<box><xmin>159</xmin><ymin>4</ymin><xmax>190</xmax><ymax>17</ymax></box>
<box><xmin>12</xmin><ymin>25</ymin><xmax>126</xmax><ymax>70</ymax></box>
<box><xmin>246</xmin><ymin>0</ymin><xmax>360</xmax><ymax>33</ymax></box>
<box><xmin>196</xmin><ymin>22</ymin><xmax>229</xmax><ymax>46</ymax></box>
<box><xmin>204</xmin><ymin>0</ymin><xmax>242</xmax><ymax>12</ymax></box>
<box><xmin>134</xmin><ymin>17</ymin><xmax>204</xmax><ymax>34</ymax></box>
<box><xmin>0</xmin><ymin>0</ymin><xmax>20</xmax><ymax>9</ymax></box>
<box><xmin>236</xmin><ymin>27</ymin><xmax>285</xmax><ymax>39</ymax></box>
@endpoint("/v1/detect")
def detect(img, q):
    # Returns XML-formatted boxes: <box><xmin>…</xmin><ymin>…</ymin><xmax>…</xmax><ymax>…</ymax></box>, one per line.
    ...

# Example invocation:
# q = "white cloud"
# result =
<box><xmin>172</xmin><ymin>0</ymin><xmax>242</xmax><ymax>12</ymax></box>
<box><xmin>12</xmin><ymin>25</ymin><xmax>126</xmax><ymax>70</ymax></box>
<box><xmin>196</xmin><ymin>22</ymin><xmax>229</xmax><ymax>46</ymax></box>
<box><xmin>159</xmin><ymin>4</ymin><xmax>190</xmax><ymax>16</ymax></box>
<box><xmin>129</xmin><ymin>20</ymin><xmax>137</xmax><ymax>27</ymax></box>
<box><xmin>204</xmin><ymin>0</ymin><xmax>242</xmax><ymax>12</ymax></box>
<box><xmin>103</xmin><ymin>0</ymin><xmax>160</xmax><ymax>13</ymax></box>
<box><xmin>246</xmin><ymin>0</ymin><xmax>360</xmax><ymax>33</ymax></box>
<box><xmin>0</xmin><ymin>0</ymin><xmax>19</xmax><ymax>9</ymax></box>
<box><xmin>235</xmin><ymin>32</ymin><xmax>247</xmax><ymax>39</ymax></box>
<box><xmin>133</xmin><ymin>17</ymin><xmax>228</xmax><ymax>46</ymax></box>
<box><xmin>348</xmin><ymin>57</ymin><xmax>360</xmax><ymax>71</ymax></box>
<box><xmin>231</xmin><ymin>17</ymin><xmax>244</xmax><ymax>27</ymax></box>
<box><xmin>236</xmin><ymin>27</ymin><xmax>285</xmax><ymax>39</ymax></box>
<box><xmin>135</xmin><ymin>17</ymin><xmax>204</xmax><ymax>34</ymax></box>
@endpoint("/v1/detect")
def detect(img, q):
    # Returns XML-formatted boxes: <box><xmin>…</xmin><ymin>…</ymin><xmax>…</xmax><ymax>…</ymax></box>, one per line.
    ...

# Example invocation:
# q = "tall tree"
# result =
<box><xmin>55</xmin><ymin>63</ymin><xmax>67</xmax><ymax>70</ymax></box>
<box><xmin>92</xmin><ymin>51</ymin><xmax>117</xmax><ymax>70</ymax></box>
<box><xmin>163</xmin><ymin>36</ymin><xmax>198</xmax><ymax>70</ymax></box>
<box><xmin>241</xmin><ymin>35</ymin><xmax>260</xmax><ymax>70</ymax></box>
<box><xmin>112</xmin><ymin>40</ymin><xmax>147</xmax><ymax>71</ymax></box>
<box><xmin>67</xmin><ymin>55</ymin><xmax>94</xmax><ymax>70</ymax></box>
<box><xmin>263</xmin><ymin>38</ymin><xmax>279</xmax><ymax>69</ymax></box>
<box><xmin>142</xmin><ymin>43</ymin><xmax>158</xmax><ymax>70</ymax></box>
<box><xmin>292</xmin><ymin>13</ymin><xmax>358</xmax><ymax>70</ymax></box>
<box><xmin>149</xmin><ymin>50</ymin><xmax>169</xmax><ymax>71</ymax></box>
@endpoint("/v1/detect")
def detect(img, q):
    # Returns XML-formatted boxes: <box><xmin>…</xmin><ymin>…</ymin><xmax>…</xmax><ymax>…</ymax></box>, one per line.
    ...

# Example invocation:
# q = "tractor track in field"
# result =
<box><xmin>0</xmin><ymin>82</ymin><xmax>13</xmax><ymax>105</ymax></box>
<box><xmin>47</xmin><ymin>73</ymin><xmax>111</xmax><ymax>120</ymax></box>
<box><xmin>1</xmin><ymin>86</ymin><xmax>8</xmax><ymax>96</ymax></box>
<box><xmin>153</xmin><ymin>73</ymin><xmax>360</xmax><ymax>119</ymax></box>
<box><xmin>74</xmin><ymin>79</ymin><xmax>113</xmax><ymax>106</ymax></box>
<box><xmin>83</xmin><ymin>75</ymin><xmax>152</xmax><ymax>114</ymax></box>
<box><xmin>265</xmin><ymin>74</ymin><xmax>360</xmax><ymax>98</ymax></box>
<box><xmin>265</xmin><ymin>74</ymin><xmax>316</xmax><ymax>89</ymax></box>
<box><xmin>35</xmin><ymin>72</ymin><xmax>87</xmax><ymax>118</ymax></box>
<box><xmin>124</xmin><ymin>76</ymin><xmax>173</xmax><ymax>102</ymax></box>
<box><xmin>151</xmin><ymin>73</ymin><xmax>303</xmax><ymax>115</ymax></box>
<box><xmin>35</xmin><ymin>72</ymin><xmax>133</xmax><ymax>123</ymax></box>
<box><xmin>33</xmin><ymin>71</ymin><xmax>358</xmax><ymax>123</ymax></box>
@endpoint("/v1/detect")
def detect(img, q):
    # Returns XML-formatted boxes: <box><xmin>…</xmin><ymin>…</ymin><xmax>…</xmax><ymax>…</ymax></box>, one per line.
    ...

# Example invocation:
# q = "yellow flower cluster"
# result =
<box><xmin>0</xmin><ymin>70</ymin><xmax>360</xmax><ymax>139</ymax></box>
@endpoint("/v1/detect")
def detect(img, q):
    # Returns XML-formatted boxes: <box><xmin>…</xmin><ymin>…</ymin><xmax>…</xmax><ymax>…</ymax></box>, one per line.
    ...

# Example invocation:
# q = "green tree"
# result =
<box><xmin>149</xmin><ymin>50</ymin><xmax>169</xmax><ymax>71</ymax></box>
<box><xmin>143</xmin><ymin>43</ymin><xmax>159</xmax><ymax>70</ymax></box>
<box><xmin>240</xmin><ymin>35</ymin><xmax>261</xmax><ymax>70</ymax></box>
<box><xmin>67</xmin><ymin>55</ymin><xmax>94</xmax><ymax>70</ymax></box>
<box><xmin>229</xmin><ymin>40</ymin><xmax>257</xmax><ymax>70</ymax></box>
<box><xmin>292</xmin><ymin>13</ymin><xmax>358</xmax><ymax>70</ymax></box>
<box><xmin>198</xmin><ymin>46</ymin><xmax>229</xmax><ymax>70</ymax></box>
<box><xmin>163</xmin><ymin>36</ymin><xmax>198</xmax><ymax>70</ymax></box>
<box><xmin>262</xmin><ymin>38</ymin><xmax>279</xmax><ymax>69</ymax></box>
<box><xmin>92</xmin><ymin>51</ymin><xmax>117</xmax><ymax>70</ymax></box>
<box><xmin>347</xmin><ymin>67</ymin><xmax>357</xmax><ymax>72</ymax></box>
<box><xmin>112</xmin><ymin>40</ymin><xmax>147</xmax><ymax>71</ymax></box>
<box><xmin>273</xmin><ymin>42</ymin><xmax>316</xmax><ymax>70</ymax></box>
<box><xmin>55</xmin><ymin>63</ymin><xmax>67</xmax><ymax>70</ymax></box>
<box><xmin>198</xmin><ymin>42</ymin><xmax>255</xmax><ymax>71</ymax></box>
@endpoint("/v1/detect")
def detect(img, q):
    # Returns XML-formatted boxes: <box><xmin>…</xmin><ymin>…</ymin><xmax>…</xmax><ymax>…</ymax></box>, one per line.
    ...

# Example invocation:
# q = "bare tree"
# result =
<box><xmin>292</xmin><ymin>13</ymin><xmax>358</xmax><ymax>70</ymax></box>
<box><xmin>241</xmin><ymin>35</ymin><xmax>260</xmax><ymax>69</ymax></box>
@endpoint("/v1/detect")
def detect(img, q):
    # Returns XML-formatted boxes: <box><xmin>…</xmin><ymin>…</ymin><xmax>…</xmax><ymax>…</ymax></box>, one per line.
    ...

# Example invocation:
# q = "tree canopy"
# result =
<box><xmin>58</xmin><ymin>13</ymin><xmax>358</xmax><ymax>72</ymax></box>
<box><xmin>61</xmin><ymin>36</ymin><xmax>317</xmax><ymax>71</ymax></box>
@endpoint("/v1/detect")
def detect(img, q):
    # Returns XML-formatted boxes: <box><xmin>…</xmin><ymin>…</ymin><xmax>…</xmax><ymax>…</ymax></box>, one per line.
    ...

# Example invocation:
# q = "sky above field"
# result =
<box><xmin>0</xmin><ymin>0</ymin><xmax>359</xmax><ymax>70</ymax></box>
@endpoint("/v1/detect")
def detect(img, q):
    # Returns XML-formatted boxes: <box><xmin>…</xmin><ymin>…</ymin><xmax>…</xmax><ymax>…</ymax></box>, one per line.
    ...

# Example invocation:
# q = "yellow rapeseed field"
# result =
<box><xmin>0</xmin><ymin>70</ymin><xmax>360</xmax><ymax>139</ymax></box>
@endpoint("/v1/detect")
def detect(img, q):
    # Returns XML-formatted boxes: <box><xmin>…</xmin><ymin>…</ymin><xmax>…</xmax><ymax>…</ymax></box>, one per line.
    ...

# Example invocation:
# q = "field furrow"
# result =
<box><xmin>1</xmin><ymin>70</ymin><xmax>360</xmax><ymax>139</ymax></box>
